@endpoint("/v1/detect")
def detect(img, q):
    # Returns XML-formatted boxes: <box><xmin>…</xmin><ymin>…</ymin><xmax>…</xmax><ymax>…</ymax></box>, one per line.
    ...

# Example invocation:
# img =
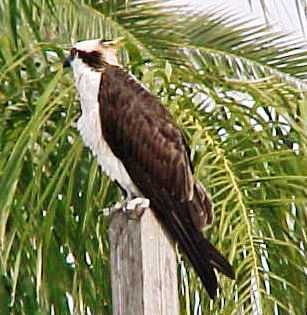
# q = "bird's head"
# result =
<box><xmin>63</xmin><ymin>38</ymin><xmax>123</xmax><ymax>71</ymax></box>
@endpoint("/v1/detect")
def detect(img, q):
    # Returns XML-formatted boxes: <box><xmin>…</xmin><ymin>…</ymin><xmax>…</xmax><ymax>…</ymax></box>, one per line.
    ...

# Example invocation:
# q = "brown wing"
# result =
<box><xmin>98</xmin><ymin>65</ymin><xmax>194</xmax><ymax>203</ymax></box>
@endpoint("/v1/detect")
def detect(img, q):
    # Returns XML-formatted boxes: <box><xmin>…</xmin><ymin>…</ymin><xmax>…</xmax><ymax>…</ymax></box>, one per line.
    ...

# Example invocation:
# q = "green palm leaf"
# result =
<box><xmin>0</xmin><ymin>1</ymin><xmax>306</xmax><ymax>314</ymax></box>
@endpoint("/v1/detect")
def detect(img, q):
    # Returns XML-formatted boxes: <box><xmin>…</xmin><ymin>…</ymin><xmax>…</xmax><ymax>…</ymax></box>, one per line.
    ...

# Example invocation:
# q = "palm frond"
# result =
<box><xmin>0</xmin><ymin>1</ymin><xmax>306</xmax><ymax>314</ymax></box>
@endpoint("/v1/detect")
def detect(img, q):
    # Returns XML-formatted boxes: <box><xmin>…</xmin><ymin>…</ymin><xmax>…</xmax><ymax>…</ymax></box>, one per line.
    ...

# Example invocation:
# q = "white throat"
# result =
<box><xmin>71</xmin><ymin>57</ymin><xmax>100</xmax><ymax>112</ymax></box>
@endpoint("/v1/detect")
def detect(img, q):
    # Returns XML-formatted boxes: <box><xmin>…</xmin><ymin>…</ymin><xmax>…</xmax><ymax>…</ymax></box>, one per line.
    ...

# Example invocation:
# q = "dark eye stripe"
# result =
<box><xmin>70</xmin><ymin>48</ymin><xmax>77</xmax><ymax>58</ymax></box>
<box><xmin>77</xmin><ymin>50</ymin><xmax>103</xmax><ymax>69</ymax></box>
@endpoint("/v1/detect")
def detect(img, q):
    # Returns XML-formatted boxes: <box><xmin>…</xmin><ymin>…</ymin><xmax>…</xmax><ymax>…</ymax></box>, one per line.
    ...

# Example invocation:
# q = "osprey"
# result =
<box><xmin>64</xmin><ymin>38</ymin><xmax>235</xmax><ymax>298</ymax></box>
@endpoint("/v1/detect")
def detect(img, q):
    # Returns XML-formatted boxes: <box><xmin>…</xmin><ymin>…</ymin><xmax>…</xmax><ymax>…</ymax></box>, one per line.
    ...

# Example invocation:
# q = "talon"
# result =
<box><xmin>101</xmin><ymin>207</ymin><xmax>111</xmax><ymax>216</ymax></box>
<box><xmin>126</xmin><ymin>197</ymin><xmax>150</xmax><ymax>210</ymax></box>
<box><xmin>98</xmin><ymin>198</ymin><xmax>150</xmax><ymax>220</ymax></box>
<box><xmin>124</xmin><ymin>197</ymin><xmax>150</xmax><ymax>220</ymax></box>
<box><xmin>97</xmin><ymin>201</ymin><xmax>124</xmax><ymax>217</ymax></box>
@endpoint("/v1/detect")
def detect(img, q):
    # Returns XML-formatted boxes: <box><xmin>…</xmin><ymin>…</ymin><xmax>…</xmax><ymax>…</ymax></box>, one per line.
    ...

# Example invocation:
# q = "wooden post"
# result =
<box><xmin>109</xmin><ymin>208</ymin><xmax>180</xmax><ymax>315</ymax></box>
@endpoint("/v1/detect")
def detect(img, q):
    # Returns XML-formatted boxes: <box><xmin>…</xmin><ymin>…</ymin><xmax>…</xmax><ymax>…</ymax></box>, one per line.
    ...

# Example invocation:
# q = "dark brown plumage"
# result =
<box><xmin>97</xmin><ymin>64</ymin><xmax>235</xmax><ymax>298</ymax></box>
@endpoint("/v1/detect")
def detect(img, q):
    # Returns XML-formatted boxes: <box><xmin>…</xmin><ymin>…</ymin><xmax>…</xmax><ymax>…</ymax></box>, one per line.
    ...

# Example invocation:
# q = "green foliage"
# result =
<box><xmin>0</xmin><ymin>0</ymin><xmax>306</xmax><ymax>314</ymax></box>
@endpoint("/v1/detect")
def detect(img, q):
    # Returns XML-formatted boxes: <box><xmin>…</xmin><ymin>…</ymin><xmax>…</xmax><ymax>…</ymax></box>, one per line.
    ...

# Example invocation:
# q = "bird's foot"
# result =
<box><xmin>99</xmin><ymin>197</ymin><xmax>150</xmax><ymax>220</ymax></box>
<box><xmin>99</xmin><ymin>201</ymin><xmax>123</xmax><ymax>217</ymax></box>
<box><xmin>123</xmin><ymin>197</ymin><xmax>150</xmax><ymax>220</ymax></box>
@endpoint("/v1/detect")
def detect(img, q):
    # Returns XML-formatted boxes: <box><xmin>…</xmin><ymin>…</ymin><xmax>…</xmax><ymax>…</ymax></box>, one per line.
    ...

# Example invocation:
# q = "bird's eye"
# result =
<box><xmin>70</xmin><ymin>48</ymin><xmax>77</xmax><ymax>58</ymax></box>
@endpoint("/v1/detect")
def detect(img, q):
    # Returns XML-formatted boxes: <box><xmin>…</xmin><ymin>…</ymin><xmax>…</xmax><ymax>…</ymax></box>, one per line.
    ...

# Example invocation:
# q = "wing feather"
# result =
<box><xmin>99</xmin><ymin>66</ymin><xmax>194</xmax><ymax>202</ymax></box>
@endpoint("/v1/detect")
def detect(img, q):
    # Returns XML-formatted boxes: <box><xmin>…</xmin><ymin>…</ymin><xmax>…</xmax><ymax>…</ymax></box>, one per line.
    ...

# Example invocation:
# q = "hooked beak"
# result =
<box><xmin>111</xmin><ymin>37</ymin><xmax>125</xmax><ymax>48</ymax></box>
<box><xmin>63</xmin><ymin>55</ymin><xmax>72</xmax><ymax>68</ymax></box>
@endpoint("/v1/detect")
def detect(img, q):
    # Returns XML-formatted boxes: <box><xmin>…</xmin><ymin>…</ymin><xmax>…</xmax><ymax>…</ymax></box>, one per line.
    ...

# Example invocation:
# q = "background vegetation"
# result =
<box><xmin>0</xmin><ymin>0</ymin><xmax>306</xmax><ymax>314</ymax></box>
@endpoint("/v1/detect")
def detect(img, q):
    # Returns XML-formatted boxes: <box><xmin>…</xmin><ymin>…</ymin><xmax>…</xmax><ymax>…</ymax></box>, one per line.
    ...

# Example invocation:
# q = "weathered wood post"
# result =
<box><xmin>109</xmin><ymin>208</ymin><xmax>180</xmax><ymax>315</ymax></box>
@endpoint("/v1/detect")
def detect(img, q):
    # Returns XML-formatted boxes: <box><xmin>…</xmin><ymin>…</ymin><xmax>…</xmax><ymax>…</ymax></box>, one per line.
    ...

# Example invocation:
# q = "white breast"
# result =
<box><xmin>71</xmin><ymin>57</ymin><xmax>140</xmax><ymax>198</ymax></box>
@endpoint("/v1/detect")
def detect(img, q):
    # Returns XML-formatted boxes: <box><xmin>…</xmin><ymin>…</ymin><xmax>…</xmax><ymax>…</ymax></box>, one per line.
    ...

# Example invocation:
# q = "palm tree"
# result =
<box><xmin>0</xmin><ymin>1</ymin><xmax>306</xmax><ymax>314</ymax></box>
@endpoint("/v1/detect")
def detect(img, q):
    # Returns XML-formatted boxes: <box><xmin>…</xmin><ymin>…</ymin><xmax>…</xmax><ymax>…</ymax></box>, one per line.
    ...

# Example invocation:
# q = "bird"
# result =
<box><xmin>63</xmin><ymin>38</ymin><xmax>235</xmax><ymax>298</ymax></box>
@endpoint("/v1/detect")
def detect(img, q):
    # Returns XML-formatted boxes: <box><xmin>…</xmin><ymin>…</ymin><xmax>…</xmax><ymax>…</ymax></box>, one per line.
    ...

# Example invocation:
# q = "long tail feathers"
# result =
<box><xmin>148</xmin><ymin>185</ymin><xmax>235</xmax><ymax>298</ymax></box>
<box><xmin>168</xmin><ymin>212</ymin><xmax>219</xmax><ymax>298</ymax></box>
<box><xmin>172</xmin><ymin>210</ymin><xmax>235</xmax><ymax>298</ymax></box>
<box><xmin>201</xmin><ymin>236</ymin><xmax>235</xmax><ymax>279</ymax></box>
